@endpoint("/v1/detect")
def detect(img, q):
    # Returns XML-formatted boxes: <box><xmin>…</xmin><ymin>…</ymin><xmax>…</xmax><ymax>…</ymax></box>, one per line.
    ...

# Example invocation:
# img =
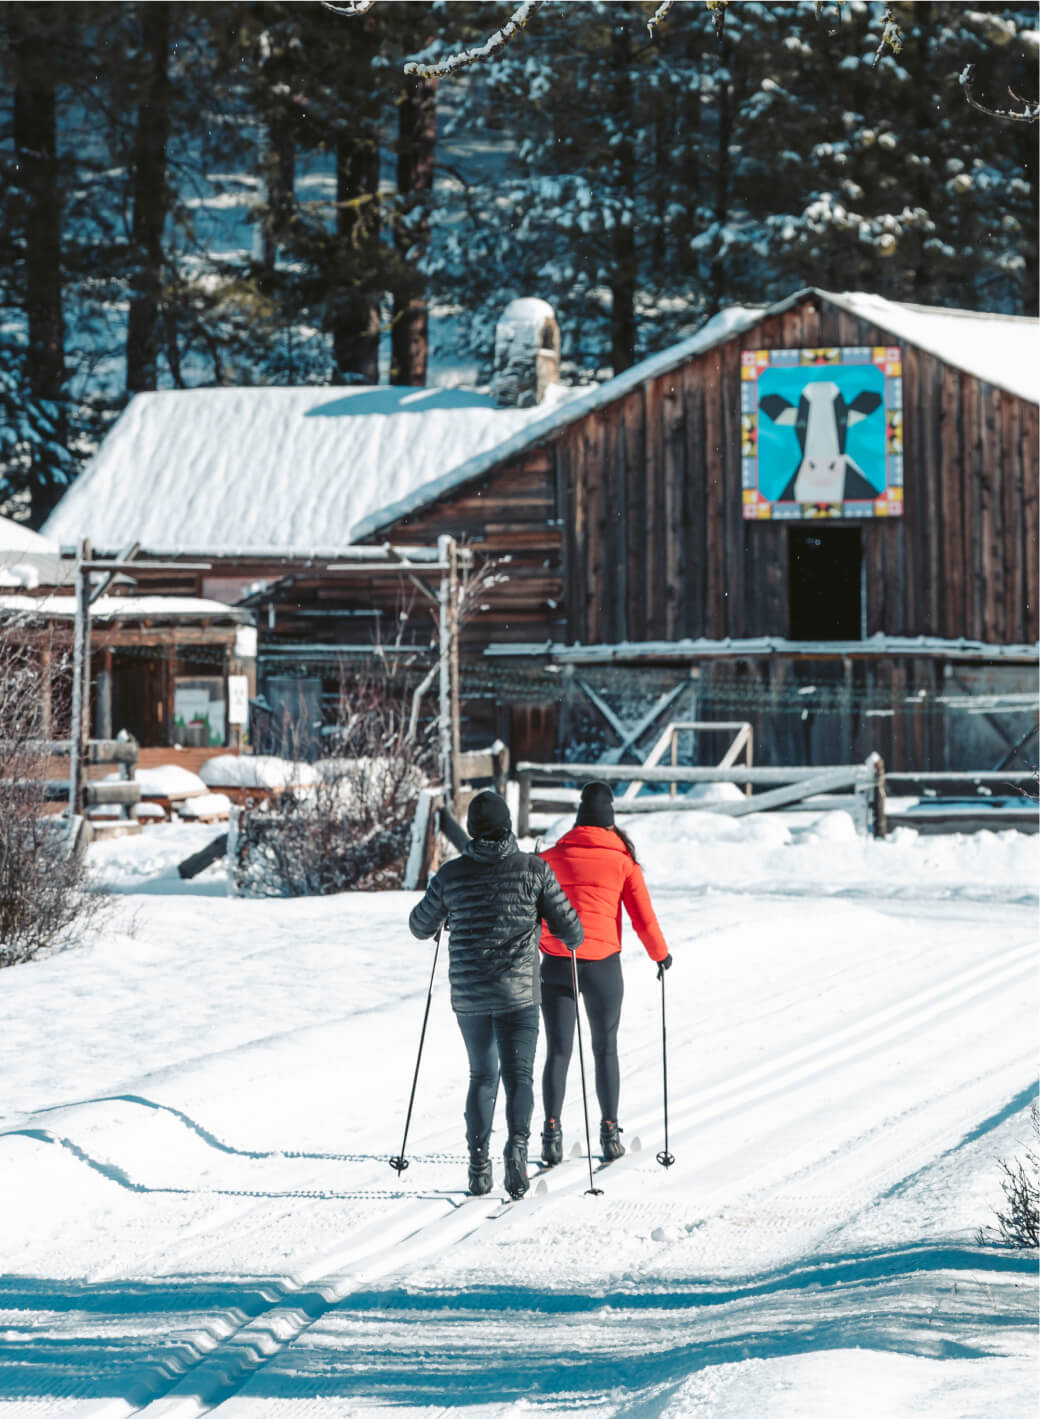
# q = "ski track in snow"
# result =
<box><xmin>0</xmin><ymin>827</ymin><xmax>1036</xmax><ymax>1417</ymax></box>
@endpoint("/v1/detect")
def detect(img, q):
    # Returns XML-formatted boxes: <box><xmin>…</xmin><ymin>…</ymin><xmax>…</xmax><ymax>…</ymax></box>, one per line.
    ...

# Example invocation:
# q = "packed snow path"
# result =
<box><xmin>0</xmin><ymin>817</ymin><xmax>1036</xmax><ymax>1416</ymax></box>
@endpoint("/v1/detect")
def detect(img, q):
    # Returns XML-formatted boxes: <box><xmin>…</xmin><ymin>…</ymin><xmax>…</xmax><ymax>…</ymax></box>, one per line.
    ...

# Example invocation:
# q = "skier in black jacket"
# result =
<box><xmin>409</xmin><ymin>789</ymin><xmax>583</xmax><ymax>1199</ymax></box>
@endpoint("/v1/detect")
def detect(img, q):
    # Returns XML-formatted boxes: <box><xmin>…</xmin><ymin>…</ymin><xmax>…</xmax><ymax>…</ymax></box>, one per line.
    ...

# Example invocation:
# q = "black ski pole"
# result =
<box><xmin>656</xmin><ymin>960</ymin><xmax>675</xmax><ymax>1168</ymax></box>
<box><xmin>389</xmin><ymin>924</ymin><xmax>443</xmax><ymax>1174</ymax></box>
<box><xmin>570</xmin><ymin>948</ymin><xmax>604</xmax><ymax>1196</ymax></box>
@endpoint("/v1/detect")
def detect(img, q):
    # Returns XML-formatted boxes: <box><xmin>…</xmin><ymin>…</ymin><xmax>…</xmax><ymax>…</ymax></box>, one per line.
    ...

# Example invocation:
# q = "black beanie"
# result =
<box><xmin>576</xmin><ymin>781</ymin><xmax>615</xmax><ymax>829</ymax></box>
<box><xmin>467</xmin><ymin>789</ymin><xmax>512</xmax><ymax>840</ymax></box>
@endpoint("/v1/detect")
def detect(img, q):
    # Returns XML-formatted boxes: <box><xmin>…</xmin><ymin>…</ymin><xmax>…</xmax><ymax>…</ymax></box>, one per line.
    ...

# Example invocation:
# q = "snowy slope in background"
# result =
<box><xmin>0</xmin><ymin>813</ymin><xmax>1036</xmax><ymax>1415</ymax></box>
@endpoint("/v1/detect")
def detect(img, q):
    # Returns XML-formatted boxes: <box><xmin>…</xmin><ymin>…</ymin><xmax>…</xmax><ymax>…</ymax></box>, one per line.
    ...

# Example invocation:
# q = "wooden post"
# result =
<box><xmin>871</xmin><ymin>753</ymin><xmax>887</xmax><ymax>840</ymax></box>
<box><xmin>96</xmin><ymin>647</ymin><xmax>113</xmax><ymax>742</ymax></box>
<box><xmin>518</xmin><ymin>769</ymin><xmax>532</xmax><ymax>839</ymax></box>
<box><xmin>448</xmin><ymin>537</ymin><xmax>461</xmax><ymax>808</ymax></box>
<box><xmin>437</xmin><ymin>534</ymin><xmax>453</xmax><ymax>813</ymax></box>
<box><xmin>68</xmin><ymin>538</ymin><xmax>92</xmax><ymax>817</ymax></box>
<box><xmin>39</xmin><ymin>644</ymin><xmax>52</xmax><ymax>740</ymax></box>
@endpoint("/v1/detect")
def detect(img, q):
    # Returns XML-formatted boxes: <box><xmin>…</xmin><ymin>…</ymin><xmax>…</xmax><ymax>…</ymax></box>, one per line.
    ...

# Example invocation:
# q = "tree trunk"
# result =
<box><xmin>258</xmin><ymin>121</ymin><xmax>295</xmax><ymax>275</ymax></box>
<box><xmin>126</xmin><ymin>2</ymin><xmax>171</xmax><ymax>394</ymax></box>
<box><xmin>709</xmin><ymin>40</ymin><xmax>733</xmax><ymax>312</ymax></box>
<box><xmin>391</xmin><ymin>70</ymin><xmax>437</xmax><ymax>387</ymax></box>
<box><xmin>12</xmin><ymin>3</ymin><xmax>66</xmax><ymax>525</ymax></box>
<box><xmin>610</xmin><ymin>21</ymin><xmax>636</xmax><ymax>375</ymax></box>
<box><xmin>332</xmin><ymin>23</ymin><xmax>382</xmax><ymax>384</ymax></box>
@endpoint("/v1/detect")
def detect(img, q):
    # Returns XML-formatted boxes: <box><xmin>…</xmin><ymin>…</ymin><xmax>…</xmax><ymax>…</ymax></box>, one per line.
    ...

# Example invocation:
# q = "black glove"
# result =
<box><xmin>656</xmin><ymin>953</ymin><xmax>673</xmax><ymax>980</ymax></box>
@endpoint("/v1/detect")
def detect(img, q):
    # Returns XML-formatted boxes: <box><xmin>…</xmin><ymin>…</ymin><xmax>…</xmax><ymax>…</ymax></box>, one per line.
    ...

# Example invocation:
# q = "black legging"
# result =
<box><xmin>540</xmin><ymin>953</ymin><xmax>624</xmax><ymax>1124</ymax></box>
<box><xmin>456</xmin><ymin>1005</ymin><xmax>539</xmax><ymax>1154</ymax></box>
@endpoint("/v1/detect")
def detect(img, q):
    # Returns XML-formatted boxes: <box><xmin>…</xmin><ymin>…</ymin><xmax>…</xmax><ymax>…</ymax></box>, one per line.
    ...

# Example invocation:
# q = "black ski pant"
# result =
<box><xmin>540</xmin><ymin>952</ymin><xmax>624</xmax><ymax>1125</ymax></box>
<box><xmin>456</xmin><ymin>1005</ymin><xmax>539</xmax><ymax>1156</ymax></box>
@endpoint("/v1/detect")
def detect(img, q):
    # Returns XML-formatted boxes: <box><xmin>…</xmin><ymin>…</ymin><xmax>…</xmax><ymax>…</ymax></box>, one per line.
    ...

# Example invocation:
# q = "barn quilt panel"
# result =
<box><xmin>741</xmin><ymin>346</ymin><xmax>903</xmax><ymax>520</ymax></box>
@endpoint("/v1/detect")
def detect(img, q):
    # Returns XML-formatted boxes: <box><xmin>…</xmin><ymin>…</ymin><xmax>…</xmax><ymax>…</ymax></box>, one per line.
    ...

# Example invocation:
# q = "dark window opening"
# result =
<box><xmin>788</xmin><ymin>527</ymin><xmax>862</xmax><ymax>641</ymax></box>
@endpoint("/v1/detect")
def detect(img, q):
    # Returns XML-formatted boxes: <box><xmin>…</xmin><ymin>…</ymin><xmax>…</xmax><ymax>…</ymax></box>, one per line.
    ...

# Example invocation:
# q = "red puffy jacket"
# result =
<box><xmin>539</xmin><ymin>826</ymin><xmax>670</xmax><ymax>963</ymax></box>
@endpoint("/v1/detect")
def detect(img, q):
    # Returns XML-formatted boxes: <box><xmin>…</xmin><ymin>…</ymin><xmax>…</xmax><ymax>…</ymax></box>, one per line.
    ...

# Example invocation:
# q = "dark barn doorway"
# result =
<box><xmin>788</xmin><ymin>527</ymin><xmax>862</xmax><ymax>641</ymax></box>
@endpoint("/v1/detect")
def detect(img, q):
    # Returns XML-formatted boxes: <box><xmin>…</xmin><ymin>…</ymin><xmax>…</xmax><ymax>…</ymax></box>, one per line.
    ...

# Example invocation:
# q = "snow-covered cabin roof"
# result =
<box><xmin>0</xmin><ymin>593</ymin><xmax>251</xmax><ymax>622</ymax></box>
<box><xmin>0</xmin><ymin>514</ymin><xmax>69</xmax><ymax>589</ymax></box>
<box><xmin>0</xmin><ymin>515</ymin><xmax>58</xmax><ymax>553</ymax></box>
<box><xmin>42</xmin><ymin>290</ymin><xmax>1039</xmax><ymax>556</ymax></box>
<box><xmin>42</xmin><ymin>384</ymin><xmax>582</xmax><ymax>556</ymax></box>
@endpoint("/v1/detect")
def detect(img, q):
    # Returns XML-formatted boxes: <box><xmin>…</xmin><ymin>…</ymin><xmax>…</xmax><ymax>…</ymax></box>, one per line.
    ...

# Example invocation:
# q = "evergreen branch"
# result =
<box><xmin>959</xmin><ymin>64</ymin><xmax>1040</xmax><ymax>123</ymax></box>
<box><xmin>403</xmin><ymin>1</ymin><xmax>544</xmax><ymax>79</ymax></box>
<box><xmin>647</xmin><ymin>2</ymin><xmax>676</xmax><ymax>38</ymax></box>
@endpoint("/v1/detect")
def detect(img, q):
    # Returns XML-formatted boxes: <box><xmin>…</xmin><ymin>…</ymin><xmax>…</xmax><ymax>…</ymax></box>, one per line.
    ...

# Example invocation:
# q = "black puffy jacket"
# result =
<box><xmin>409</xmin><ymin>833</ymin><xmax>583</xmax><ymax>1015</ymax></box>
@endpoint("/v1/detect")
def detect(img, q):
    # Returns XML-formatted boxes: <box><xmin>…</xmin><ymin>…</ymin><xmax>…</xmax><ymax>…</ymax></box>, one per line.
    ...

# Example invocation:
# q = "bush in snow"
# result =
<box><xmin>978</xmin><ymin>1102</ymin><xmax>1039</xmax><ymax>1251</ymax></box>
<box><xmin>0</xmin><ymin>630</ymin><xmax>109</xmax><ymax>967</ymax></box>
<box><xmin>230</xmin><ymin>668</ymin><xmax>434</xmax><ymax>897</ymax></box>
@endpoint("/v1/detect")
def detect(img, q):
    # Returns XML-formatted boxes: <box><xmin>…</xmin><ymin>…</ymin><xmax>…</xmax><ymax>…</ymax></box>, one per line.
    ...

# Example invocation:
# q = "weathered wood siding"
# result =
<box><xmin>556</xmin><ymin>296</ymin><xmax>1038</xmax><ymax>646</ymax></box>
<box><xmin>377</xmin><ymin>292</ymin><xmax>1037</xmax><ymax>651</ymax></box>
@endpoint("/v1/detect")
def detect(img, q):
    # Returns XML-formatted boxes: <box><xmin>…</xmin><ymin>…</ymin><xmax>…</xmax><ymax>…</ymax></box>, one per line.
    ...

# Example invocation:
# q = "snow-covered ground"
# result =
<box><xmin>1</xmin><ymin>810</ymin><xmax>1036</xmax><ymax>1417</ymax></box>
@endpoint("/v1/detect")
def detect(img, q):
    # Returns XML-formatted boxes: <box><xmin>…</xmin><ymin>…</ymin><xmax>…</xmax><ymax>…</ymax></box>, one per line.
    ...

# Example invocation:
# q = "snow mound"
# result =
<box><xmin>105</xmin><ymin>764</ymin><xmax>209</xmax><ymax>799</ymax></box>
<box><xmin>199</xmin><ymin>754</ymin><xmax>318</xmax><ymax>789</ymax></box>
<box><xmin>176</xmin><ymin>792</ymin><xmax>232</xmax><ymax>821</ymax></box>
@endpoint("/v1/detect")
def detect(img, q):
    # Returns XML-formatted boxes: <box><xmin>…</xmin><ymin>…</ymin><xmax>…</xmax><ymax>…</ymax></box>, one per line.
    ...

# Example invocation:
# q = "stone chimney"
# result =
<box><xmin>491</xmin><ymin>299</ymin><xmax>561</xmax><ymax>408</ymax></box>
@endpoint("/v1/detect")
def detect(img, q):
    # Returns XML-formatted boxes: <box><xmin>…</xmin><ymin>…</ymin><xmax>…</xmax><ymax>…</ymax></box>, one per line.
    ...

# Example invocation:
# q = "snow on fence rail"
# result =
<box><xmin>517</xmin><ymin>759</ymin><xmax>1039</xmax><ymax>839</ymax></box>
<box><xmin>517</xmin><ymin>756</ymin><xmax>887</xmax><ymax>838</ymax></box>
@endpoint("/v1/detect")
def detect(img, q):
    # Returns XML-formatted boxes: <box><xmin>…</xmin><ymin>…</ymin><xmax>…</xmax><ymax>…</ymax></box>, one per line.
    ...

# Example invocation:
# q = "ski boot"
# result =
<box><xmin>467</xmin><ymin>1149</ymin><xmax>492</xmax><ymax>1196</ymax></box>
<box><xmin>503</xmin><ymin>1136</ymin><xmax>530</xmax><ymax>1199</ymax></box>
<box><xmin>600</xmin><ymin>1119</ymin><xmax>625</xmax><ymax>1163</ymax></box>
<box><xmin>541</xmin><ymin>1117</ymin><xmax>563</xmax><ymax>1167</ymax></box>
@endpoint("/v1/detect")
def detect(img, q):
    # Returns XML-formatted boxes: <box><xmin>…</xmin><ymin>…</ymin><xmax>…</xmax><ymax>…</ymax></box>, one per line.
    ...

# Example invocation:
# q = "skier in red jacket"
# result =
<box><xmin>538</xmin><ymin>780</ymin><xmax>672</xmax><ymax>1165</ymax></box>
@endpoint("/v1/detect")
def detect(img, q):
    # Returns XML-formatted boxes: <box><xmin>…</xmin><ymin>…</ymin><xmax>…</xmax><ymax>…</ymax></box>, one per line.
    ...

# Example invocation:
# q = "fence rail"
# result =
<box><xmin>517</xmin><ymin>756</ymin><xmax>885</xmax><ymax>837</ymax></box>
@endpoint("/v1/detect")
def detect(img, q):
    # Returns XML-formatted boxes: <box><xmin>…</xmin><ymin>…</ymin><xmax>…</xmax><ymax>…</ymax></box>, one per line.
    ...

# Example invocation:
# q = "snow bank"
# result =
<box><xmin>542</xmin><ymin>805</ymin><xmax>1038</xmax><ymax>898</ymax></box>
<box><xmin>199</xmin><ymin>754</ymin><xmax>318</xmax><ymax>789</ymax></box>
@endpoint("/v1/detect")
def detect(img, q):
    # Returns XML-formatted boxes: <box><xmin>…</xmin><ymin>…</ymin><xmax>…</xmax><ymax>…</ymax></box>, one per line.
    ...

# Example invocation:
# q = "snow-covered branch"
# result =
<box><xmin>647</xmin><ymin>2</ymin><xmax>676</xmax><ymax>38</ymax></box>
<box><xmin>871</xmin><ymin>6</ymin><xmax>903</xmax><ymax>70</ymax></box>
<box><xmin>959</xmin><ymin>64</ymin><xmax>1040</xmax><ymax>123</ymax></box>
<box><xmin>403</xmin><ymin>2</ymin><xmax>544</xmax><ymax>79</ymax></box>
<box><xmin>321</xmin><ymin>1</ymin><xmax>376</xmax><ymax>15</ymax></box>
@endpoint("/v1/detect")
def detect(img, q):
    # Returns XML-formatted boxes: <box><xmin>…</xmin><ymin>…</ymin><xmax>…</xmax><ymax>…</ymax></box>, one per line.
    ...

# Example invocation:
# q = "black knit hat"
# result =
<box><xmin>576</xmin><ymin>781</ymin><xmax>615</xmax><ymax>829</ymax></box>
<box><xmin>467</xmin><ymin>789</ymin><xmax>512</xmax><ymax>840</ymax></box>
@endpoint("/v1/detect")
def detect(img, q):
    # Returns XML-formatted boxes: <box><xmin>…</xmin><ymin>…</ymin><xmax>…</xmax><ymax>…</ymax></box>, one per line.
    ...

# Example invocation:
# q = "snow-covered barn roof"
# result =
<box><xmin>354</xmin><ymin>288</ymin><xmax>1039</xmax><ymax>539</ymax></box>
<box><xmin>42</xmin><ymin>290</ymin><xmax>1039</xmax><ymax>557</ymax></box>
<box><xmin>42</xmin><ymin>384</ymin><xmax>584</xmax><ymax>556</ymax></box>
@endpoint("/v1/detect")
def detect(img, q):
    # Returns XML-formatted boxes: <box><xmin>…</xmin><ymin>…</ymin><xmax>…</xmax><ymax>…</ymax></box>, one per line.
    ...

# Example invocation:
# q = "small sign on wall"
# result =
<box><xmin>228</xmin><ymin>675</ymin><xmax>249</xmax><ymax>726</ymax></box>
<box><xmin>741</xmin><ymin>346</ymin><xmax>903</xmax><ymax>520</ymax></box>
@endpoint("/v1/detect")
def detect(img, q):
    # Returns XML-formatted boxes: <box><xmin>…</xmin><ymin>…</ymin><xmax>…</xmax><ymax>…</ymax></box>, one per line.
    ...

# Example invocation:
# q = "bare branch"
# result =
<box><xmin>322</xmin><ymin>1</ymin><xmax>376</xmax><ymax>15</ymax></box>
<box><xmin>960</xmin><ymin>63</ymin><xmax>1040</xmax><ymax>123</ymax></box>
<box><xmin>647</xmin><ymin>2</ymin><xmax>676</xmax><ymax>38</ymax></box>
<box><xmin>403</xmin><ymin>1</ymin><xmax>544</xmax><ymax>79</ymax></box>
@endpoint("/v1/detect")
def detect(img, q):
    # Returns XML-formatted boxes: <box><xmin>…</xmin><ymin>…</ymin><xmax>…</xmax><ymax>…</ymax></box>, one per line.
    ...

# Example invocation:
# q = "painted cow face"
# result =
<box><xmin>760</xmin><ymin>380</ymin><xmax>883</xmax><ymax>503</ymax></box>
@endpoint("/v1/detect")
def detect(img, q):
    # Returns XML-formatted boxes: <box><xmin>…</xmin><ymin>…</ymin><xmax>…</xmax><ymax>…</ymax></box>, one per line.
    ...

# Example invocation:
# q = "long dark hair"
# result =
<box><xmin>612</xmin><ymin>825</ymin><xmax>639</xmax><ymax>865</ymax></box>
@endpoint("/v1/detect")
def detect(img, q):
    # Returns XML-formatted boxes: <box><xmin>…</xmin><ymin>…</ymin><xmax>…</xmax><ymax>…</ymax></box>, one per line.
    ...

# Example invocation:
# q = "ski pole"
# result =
<box><xmin>570</xmin><ymin>947</ymin><xmax>604</xmax><ymax>1196</ymax></box>
<box><xmin>389</xmin><ymin>924</ymin><xmax>443</xmax><ymax>1174</ymax></box>
<box><xmin>656</xmin><ymin>959</ymin><xmax>675</xmax><ymax>1168</ymax></box>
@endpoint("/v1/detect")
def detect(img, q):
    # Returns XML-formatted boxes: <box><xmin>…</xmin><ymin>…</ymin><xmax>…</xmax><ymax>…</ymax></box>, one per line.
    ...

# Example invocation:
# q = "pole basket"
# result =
<box><xmin>388</xmin><ymin>1156</ymin><xmax>410</xmax><ymax>1173</ymax></box>
<box><xmin>656</xmin><ymin>1150</ymin><xmax>676</xmax><ymax>1168</ymax></box>
<box><xmin>585</xmin><ymin>1185</ymin><xmax>604</xmax><ymax>1196</ymax></box>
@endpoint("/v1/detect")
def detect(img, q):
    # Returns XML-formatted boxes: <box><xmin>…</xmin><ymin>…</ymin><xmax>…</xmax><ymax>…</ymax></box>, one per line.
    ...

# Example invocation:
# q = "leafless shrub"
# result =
<box><xmin>978</xmin><ymin>1102</ymin><xmax>1040</xmax><ymax>1250</ymax></box>
<box><xmin>0</xmin><ymin>626</ymin><xmax>109</xmax><ymax>967</ymax></box>
<box><xmin>231</xmin><ymin>660</ymin><xmax>436</xmax><ymax>897</ymax></box>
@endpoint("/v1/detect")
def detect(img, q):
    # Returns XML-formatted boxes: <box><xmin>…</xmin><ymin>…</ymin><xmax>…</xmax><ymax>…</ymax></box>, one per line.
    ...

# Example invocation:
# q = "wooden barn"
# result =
<box><xmin>44</xmin><ymin>289</ymin><xmax>1039</xmax><ymax>771</ymax></box>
